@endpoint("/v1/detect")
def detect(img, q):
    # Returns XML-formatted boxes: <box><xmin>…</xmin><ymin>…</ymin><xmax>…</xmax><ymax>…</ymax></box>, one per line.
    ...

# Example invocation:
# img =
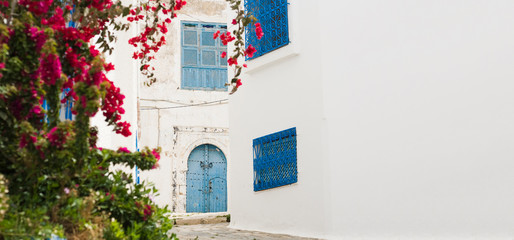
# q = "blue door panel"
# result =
<box><xmin>186</xmin><ymin>144</ymin><xmax>227</xmax><ymax>213</ymax></box>
<box><xmin>186</xmin><ymin>146</ymin><xmax>206</xmax><ymax>212</ymax></box>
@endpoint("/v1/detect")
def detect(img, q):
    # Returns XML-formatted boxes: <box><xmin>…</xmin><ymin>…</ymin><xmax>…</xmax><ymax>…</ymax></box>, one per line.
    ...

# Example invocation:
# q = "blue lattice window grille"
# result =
<box><xmin>245</xmin><ymin>0</ymin><xmax>289</xmax><ymax>60</ymax></box>
<box><xmin>253</xmin><ymin>127</ymin><xmax>297</xmax><ymax>191</ymax></box>
<box><xmin>181</xmin><ymin>22</ymin><xmax>228</xmax><ymax>91</ymax></box>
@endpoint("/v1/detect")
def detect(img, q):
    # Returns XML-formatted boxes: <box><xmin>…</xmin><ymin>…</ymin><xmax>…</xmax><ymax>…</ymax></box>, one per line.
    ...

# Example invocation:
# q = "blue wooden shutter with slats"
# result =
<box><xmin>60</xmin><ymin>89</ymin><xmax>73</xmax><ymax>121</ymax></box>
<box><xmin>181</xmin><ymin>22</ymin><xmax>228</xmax><ymax>91</ymax></box>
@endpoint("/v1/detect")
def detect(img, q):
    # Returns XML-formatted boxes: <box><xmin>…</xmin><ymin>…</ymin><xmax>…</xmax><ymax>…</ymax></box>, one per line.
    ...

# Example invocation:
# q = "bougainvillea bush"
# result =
<box><xmin>0</xmin><ymin>0</ymin><xmax>259</xmax><ymax>239</ymax></box>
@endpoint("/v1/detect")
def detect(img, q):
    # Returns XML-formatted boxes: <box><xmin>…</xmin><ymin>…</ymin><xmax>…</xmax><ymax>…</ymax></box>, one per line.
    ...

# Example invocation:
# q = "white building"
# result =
<box><xmin>94</xmin><ymin>0</ymin><xmax>232</xmax><ymax>213</ymax></box>
<box><xmin>229</xmin><ymin>0</ymin><xmax>514</xmax><ymax>239</ymax></box>
<box><xmin>137</xmin><ymin>0</ymin><xmax>232</xmax><ymax>213</ymax></box>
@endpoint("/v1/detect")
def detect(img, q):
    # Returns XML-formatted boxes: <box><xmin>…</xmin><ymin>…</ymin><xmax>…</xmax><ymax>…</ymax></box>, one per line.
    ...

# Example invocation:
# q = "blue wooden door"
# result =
<box><xmin>186</xmin><ymin>144</ymin><xmax>227</xmax><ymax>212</ymax></box>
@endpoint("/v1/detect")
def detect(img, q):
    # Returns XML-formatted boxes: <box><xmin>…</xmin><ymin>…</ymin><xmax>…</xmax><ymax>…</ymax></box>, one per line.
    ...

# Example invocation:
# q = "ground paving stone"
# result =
<box><xmin>173</xmin><ymin>223</ymin><xmax>320</xmax><ymax>240</ymax></box>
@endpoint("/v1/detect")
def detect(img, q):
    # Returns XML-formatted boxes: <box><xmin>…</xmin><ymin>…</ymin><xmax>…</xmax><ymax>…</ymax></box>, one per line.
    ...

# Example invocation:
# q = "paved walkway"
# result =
<box><xmin>173</xmin><ymin>223</ymin><xmax>320</xmax><ymax>240</ymax></box>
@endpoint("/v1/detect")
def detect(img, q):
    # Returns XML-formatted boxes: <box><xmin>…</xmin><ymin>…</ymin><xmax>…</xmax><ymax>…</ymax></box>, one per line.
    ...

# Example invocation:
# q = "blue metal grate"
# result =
<box><xmin>253</xmin><ymin>127</ymin><xmax>297</xmax><ymax>191</ymax></box>
<box><xmin>245</xmin><ymin>0</ymin><xmax>289</xmax><ymax>59</ymax></box>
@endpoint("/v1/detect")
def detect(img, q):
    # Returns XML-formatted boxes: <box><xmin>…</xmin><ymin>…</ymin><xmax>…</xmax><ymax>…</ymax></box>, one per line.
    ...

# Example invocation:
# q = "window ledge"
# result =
<box><xmin>244</xmin><ymin>42</ymin><xmax>299</xmax><ymax>74</ymax></box>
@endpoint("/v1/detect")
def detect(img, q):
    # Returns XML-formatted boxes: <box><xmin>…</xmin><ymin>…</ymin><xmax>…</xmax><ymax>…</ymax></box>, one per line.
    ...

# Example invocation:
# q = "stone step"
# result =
<box><xmin>172</xmin><ymin>212</ymin><xmax>230</xmax><ymax>225</ymax></box>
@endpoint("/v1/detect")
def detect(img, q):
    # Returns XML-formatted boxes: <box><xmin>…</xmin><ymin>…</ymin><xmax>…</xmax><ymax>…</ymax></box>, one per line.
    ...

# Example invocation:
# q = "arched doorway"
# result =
<box><xmin>186</xmin><ymin>144</ymin><xmax>227</xmax><ymax>212</ymax></box>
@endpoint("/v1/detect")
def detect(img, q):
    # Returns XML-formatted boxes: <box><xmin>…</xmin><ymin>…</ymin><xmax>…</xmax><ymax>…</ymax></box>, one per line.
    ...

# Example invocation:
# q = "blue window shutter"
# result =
<box><xmin>218</xmin><ymin>69</ymin><xmax>227</xmax><ymax>89</ymax></box>
<box><xmin>201</xmin><ymin>31</ymin><xmax>216</xmax><ymax>47</ymax></box>
<box><xmin>66</xmin><ymin>101</ymin><xmax>73</xmax><ymax>120</ymax></box>
<box><xmin>219</xmin><ymin>51</ymin><xmax>227</xmax><ymax>67</ymax></box>
<box><xmin>183</xmin><ymin>68</ymin><xmax>199</xmax><ymax>88</ymax></box>
<box><xmin>200</xmin><ymin>69</ymin><xmax>207</xmax><ymax>88</ymax></box>
<box><xmin>206</xmin><ymin>69</ymin><xmax>217</xmax><ymax>89</ymax></box>
<box><xmin>183</xmin><ymin>49</ymin><xmax>198</xmax><ymax>66</ymax></box>
<box><xmin>201</xmin><ymin>50</ymin><xmax>216</xmax><ymax>66</ymax></box>
<box><xmin>218</xmin><ymin>26</ymin><xmax>228</xmax><ymax>48</ymax></box>
<box><xmin>58</xmin><ymin>89</ymin><xmax>74</xmax><ymax>121</ymax></box>
<box><xmin>68</xmin><ymin>6</ymin><xmax>75</xmax><ymax>27</ymax></box>
<box><xmin>182</xmin><ymin>22</ymin><xmax>228</xmax><ymax>91</ymax></box>
<box><xmin>183</xmin><ymin>28</ymin><xmax>198</xmax><ymax>46</ymax></box>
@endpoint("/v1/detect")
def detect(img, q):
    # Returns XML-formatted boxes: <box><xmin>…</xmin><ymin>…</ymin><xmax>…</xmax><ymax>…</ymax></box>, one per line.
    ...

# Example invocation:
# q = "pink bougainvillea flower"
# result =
<box><xmin>227</xmin><ymin>57</ymin><xmax>238</xmax><ymax>66</ymax></box>
<box><xmin>243</xmin><ymin>63</ymin><xmax>247</xmax><ymax>68</ymax></box>
<box><xmin>118</xmin><ymin>147</ymin><xmax>130</xmax><ymax>153</ymax></box>
<box><xmin>221</xmin><ymin>52</ymin><xmax>226</xmax><ymax>58</ymax></box>
<box><xmin>46</xmin><ymin>127</ymin><xmax>68</xmax><ymax>148</ymax></box>
<box><xmin>115</xmin><ymin>121</ymin><xmax>131</xmax><ymax>137</ymax></box>
<box><xmin>213</xmin><ymin>30</ymin><xmax>220</xmax><ymax>39</ymax></box>
<box><xmin>151</xmin><ymin>148</ymin><xmax>160</xmax><ymax>169</ymax></box>
<box><xmin>151</xmin><ymin>162</ymin><xmax>160</xmax><ymax>169</ymax></box>
<box><xmin>255</xmin><ymin>23</ymin><xmax>264</xmax><ymax>40</ymax></box>
<box><xmin>236</xmin><ymin>79</ymin><xmax>242</xmax><ymax>87</ymax></box>
<box><xmin>151</xmin><ymin>149</ymin><xmax>160</xmax><ymax>160</ymax></box>
<box><xmin>32</xmin><ymin>106</ymin><xmax>41</xmax><ymax>115</ymax></box>
<box><xmin>143</xmin><ymin>204</ymin><xmax>153</xmax><ymax>220</ymax></box>
<box><xmin>174</xmin><ymin>0</ymin><xmax>186</xmax><ymax>10</ymax></box>
<box><xmin>39</xmin><ymin>54</ymin><xmax>62</xmax><ymax>85</ymax></box>
<box><xmin>220</xmin><ymin>32</ymin><xmax>235</xmax><ymax>45</ymax></box>
<box><xmin>19</xmin><ymin>135</ymin><xmax>28</xmax><ymax>148</ymax></box>
<box><xmin>244</xmin><ymin>44</ymin><xmax>257</xmax><ymax>58</ymax></box>
<box><xmin>232</xmin><ymin>19</ymin><xmax>237</xmax><ymax>25</ymax></box>
<box><xmin>104</xmin><ymin>63</ymin><xmax>115</xmax><ymax>72</ymax></box>
<box><xmin>19</xmin><ymin>0</ymin><xmax>53</xmax><ymax>16</ymax></box>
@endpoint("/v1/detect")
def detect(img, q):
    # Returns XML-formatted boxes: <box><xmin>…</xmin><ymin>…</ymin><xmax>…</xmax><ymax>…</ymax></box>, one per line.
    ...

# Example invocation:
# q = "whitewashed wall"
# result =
<box><xmin>92</xmin><ymin>0</ymin><xmax>139</xmax><ymax>152</ymax></box>
<box><xmin>230</xmin><ymin>0</ymin><xmax>514</xmax><ymax>239</ymax></box>
<box><xmin>321</xmin><ymin>1</ymin><xmax>514</xmax><ymax>239</ymax></box>
<box><xmin>93</xmin><ymin>0</ymin><xmax>231</xmax><ymax>211</ymax></box>
<box><xmin>137</xmin><ymin>0</ymin><xmax>231</xmax><ymax>211</ymax></box>
<box><xmin>228</xmin><ymin>1</ymin><xmax>328</xmax><ymax>238</ymax></box>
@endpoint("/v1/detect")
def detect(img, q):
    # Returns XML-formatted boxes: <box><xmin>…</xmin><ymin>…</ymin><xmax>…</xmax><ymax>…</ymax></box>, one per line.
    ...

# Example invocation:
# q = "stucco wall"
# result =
<box><xmin>92</xmin><ymin>0</ymin><xmax>139</xmax><ymax>152</ymax></box>
<box><xmin>137</xmin><ymin>0</ymin><xmax>231</xmax><ymax>211</ymax></box>
<box><xmin>320</xmin><ymin>1</ymin><xmax>514</xmax><ymax>239</ymax></box>
<box><xmin>228</xmin><ymin>1</ymin><xmax>328</xmax><ymax>238</ymax></box>
<box><xmin>230</xmin><ymin>0</ymin><xmax>514</xmax><ymax>239</ymax></box>
<box><xmin>93</xmin><ymin>0</ymin><xmax>230</xmax><ymax>211</ymax></box>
